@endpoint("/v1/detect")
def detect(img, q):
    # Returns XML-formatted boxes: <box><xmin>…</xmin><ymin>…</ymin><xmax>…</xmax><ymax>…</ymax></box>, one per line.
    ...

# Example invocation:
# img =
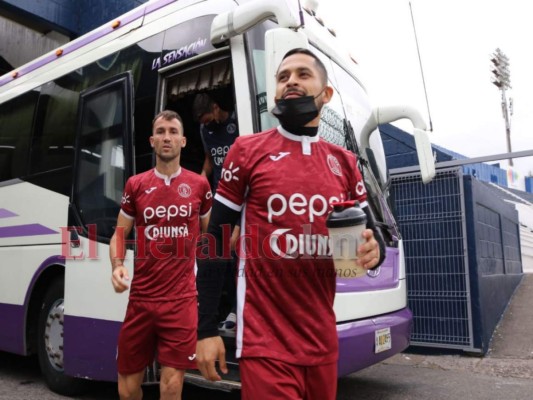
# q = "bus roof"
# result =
<box><xmin>0</xmin><ymin>0</ymin><xmax>364</xmax><ymax>97</ymax></box>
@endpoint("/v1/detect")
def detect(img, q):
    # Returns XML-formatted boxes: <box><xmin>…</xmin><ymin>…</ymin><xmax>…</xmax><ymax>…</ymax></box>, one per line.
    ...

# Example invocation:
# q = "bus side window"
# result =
<box><xmin>31</xmin><ymin>83</ymin><xmax>77</xmax><ymax>175</ymax></box>
<box><xmin>0</xmin><ymin>91</ymin><xmax>37</xmax><ymax>181</ymax></box>
<box><xmin>74</xmin><ymin>73</ymin><xmax>133</xmax><ymax>240</ymax></box>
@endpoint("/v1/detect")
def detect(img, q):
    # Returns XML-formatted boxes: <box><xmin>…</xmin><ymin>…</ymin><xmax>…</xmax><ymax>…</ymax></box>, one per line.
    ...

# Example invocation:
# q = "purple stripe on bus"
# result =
<box><xmin>0</xmin><ymin>208</ymin><xmax>18</xmax><ymax>218</ymax></box>
<box><xmin>0</xmin><ymin>0</ymin><xmax>172</xmax><ymax>86</ymax></box>
<box><xmin>0</xmin><ymin>303</ymin><xmax>25</xmax><ymax>355</ymax></box>
<box><xmin>336</xmin><ymin>247</ymin><xmax>400</xmax><ymax>292</ymax></box>
<box><xmin>0</xmin><ymin>223</ymin><xmax>57</xmax><ymax>238</ymax></box>
<box><xmin>64</xmin><ymin>315</ymin><xmax>122</xmax><ymax>382</ymax></box>
<box><xmin>337</xmin><ymin>307</ymin><xmax>412</xmax><ymax>376</ymax></box>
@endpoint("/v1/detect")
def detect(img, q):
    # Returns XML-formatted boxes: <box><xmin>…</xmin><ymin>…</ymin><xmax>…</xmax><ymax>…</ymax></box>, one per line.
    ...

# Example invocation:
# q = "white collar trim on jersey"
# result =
<box><xmin>277</xmin><ymin>125</ymin><xmax>319</xmax><ymax>156</ymax></box>
<box><xmin>153</xmin><ymin>167</ymin><xmax>182</xmax><ymax>186</ymax></box>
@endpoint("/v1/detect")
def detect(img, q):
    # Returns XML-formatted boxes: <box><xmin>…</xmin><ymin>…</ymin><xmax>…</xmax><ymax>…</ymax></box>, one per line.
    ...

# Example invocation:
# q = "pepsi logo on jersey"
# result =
<box><xmin>266</xmin><ymin>192</ymin><xmax>346</xmax><ymax>223</ymax></box>
<box><xmin>143</xmin><ymin>203</ymin><xmax>192</xmax><ymax>223</ymax></box>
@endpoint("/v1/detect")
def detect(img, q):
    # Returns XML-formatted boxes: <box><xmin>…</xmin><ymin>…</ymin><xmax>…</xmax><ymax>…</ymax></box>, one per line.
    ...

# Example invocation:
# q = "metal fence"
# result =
<box><xmin>391</xmin><ymin>168</ymin><xmax>475</xmax><ymax>350</ymax></box>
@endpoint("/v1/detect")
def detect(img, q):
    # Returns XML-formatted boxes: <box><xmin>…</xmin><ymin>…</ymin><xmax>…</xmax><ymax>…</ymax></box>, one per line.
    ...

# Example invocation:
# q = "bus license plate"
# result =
<box><xmin>375</xmin><ymin>327</ymin><xmax>392</xmax><ymax>353</ymax></box>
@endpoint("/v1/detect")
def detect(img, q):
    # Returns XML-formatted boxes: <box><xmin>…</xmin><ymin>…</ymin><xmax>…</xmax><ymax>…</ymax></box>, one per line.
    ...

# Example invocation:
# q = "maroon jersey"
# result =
<box><xmin>215</xmin><ymin>127</ymin><xmax>367</xmax><ymax>366</ymax></box>
<box><xmin>120</xmin><ymin>168</ymin><xmax>212</xmax><ymax>301</ymax></box>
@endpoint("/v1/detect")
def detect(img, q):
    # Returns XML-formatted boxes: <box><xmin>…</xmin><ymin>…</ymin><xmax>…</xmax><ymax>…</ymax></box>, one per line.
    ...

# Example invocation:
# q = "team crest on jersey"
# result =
<box><xmin>226</xmin><ymin>123</ymin><xmax>237</xmax><ymax>134</ymax></box>
<box><xmin>327</xmin><ymin>155</ymin><xmax>342</xmax><ymax>176</ymax></box>
<box><xmin>178</xmin><ymin>183</ymin><xmax>192</xmax><ymax>198</ymax></box>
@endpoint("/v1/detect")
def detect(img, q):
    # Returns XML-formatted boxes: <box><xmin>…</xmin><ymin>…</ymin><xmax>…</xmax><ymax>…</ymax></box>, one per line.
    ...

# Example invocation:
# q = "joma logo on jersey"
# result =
<box><xmin>143</xmin><ymin>203</ymin><xmax>192</xmax><ymax>223</ymax></box>
<box><xmin>267</xmin><ymin>193</ymin><xmax>345</xmax><ymax>223</ymax></box>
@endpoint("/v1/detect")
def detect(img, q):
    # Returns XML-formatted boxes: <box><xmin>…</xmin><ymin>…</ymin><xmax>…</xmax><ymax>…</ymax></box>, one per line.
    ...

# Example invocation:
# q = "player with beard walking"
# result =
<box><xmin>196</xmin><ymin>49</ymin><xmax>385</xmax><ymax>400</ymax></box>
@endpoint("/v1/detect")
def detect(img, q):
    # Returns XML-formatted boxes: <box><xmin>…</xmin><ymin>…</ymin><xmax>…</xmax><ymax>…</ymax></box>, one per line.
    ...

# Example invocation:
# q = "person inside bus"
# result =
<box><xmin>192</xmin><ymin>92</ymin><xmax>239</xmax><ymax>192</ymax></box>
<box><xmin>109</xmin><ymin>110</ymin><xmax>212</xmax><ymax>400</ymax></box>
<box><xmin>195</xmin><ymin>49</ymin><xmax>386</xmax><ymax>400</ymax></box>
<box><xmin>193</xmin><ymin>92</ymin><xmax>240</xmax><ymax>332</ymax></box>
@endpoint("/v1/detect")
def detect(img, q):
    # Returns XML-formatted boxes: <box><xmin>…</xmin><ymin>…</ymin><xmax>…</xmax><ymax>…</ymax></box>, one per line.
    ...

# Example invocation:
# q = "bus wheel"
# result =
<box><xmin>38</xmin><ymin>277</ymin><xmax>86</xmax><ymax>396</ymax></box>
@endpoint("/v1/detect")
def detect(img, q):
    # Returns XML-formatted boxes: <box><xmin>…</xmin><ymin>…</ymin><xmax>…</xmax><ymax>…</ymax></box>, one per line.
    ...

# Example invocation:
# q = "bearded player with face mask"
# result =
<box><xmin>196</xmin><ymin>48</ymin><xmax>386</xmax><ymax>400</ymax></box>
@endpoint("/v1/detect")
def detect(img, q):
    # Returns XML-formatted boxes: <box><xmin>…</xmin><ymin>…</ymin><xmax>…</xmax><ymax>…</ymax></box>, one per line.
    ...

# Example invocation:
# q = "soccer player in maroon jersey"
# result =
<box><xmin>196</xmin><ymin>49</ymin><xmax>385</xmax><ymax>399</ymax></box>
<box><xmin>110</xmin><ymin>110</ymin><xmax>212</xmax><ymax>400</ymax></box>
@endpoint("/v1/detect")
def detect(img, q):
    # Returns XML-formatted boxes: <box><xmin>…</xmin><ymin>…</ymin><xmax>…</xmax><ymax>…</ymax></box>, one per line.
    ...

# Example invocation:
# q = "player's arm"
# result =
<box><xmin>200</xmin><ymin>210</ymin><xmax>210</xmax><ymax>234</ymax></box>
<box><xmin>196</xmin><ymin>199</ymin><xmax>240</xmax><ymax>381</ymax></box>
<box><xmin>109</xmin><ymin>211</ymin><xmax>134</xmax><ymax>293</ymax></box>
<box><xmin>201</xmin><ymin>153</ymin><xmax>213</xmax><ymax>177</ymax></box>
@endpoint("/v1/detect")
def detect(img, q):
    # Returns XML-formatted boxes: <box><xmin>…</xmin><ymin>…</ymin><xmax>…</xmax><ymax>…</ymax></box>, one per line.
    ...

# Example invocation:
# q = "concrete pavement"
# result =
<box><xmin>382</xmin><ymin>273</ymin><xmax>533</xmax><ymax>380</ymax></box>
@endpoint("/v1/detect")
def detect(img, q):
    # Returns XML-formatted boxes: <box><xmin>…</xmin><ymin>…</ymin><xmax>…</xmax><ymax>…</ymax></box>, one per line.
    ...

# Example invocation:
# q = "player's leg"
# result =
<box><xmin>155</xmin><ymin>296</ymin><xmax>197</xmax><ymax>398</ymax></box>
<box><xmin>117</xmin><ymin>301</ymin><xmax>157</xmax><ymax>400</ymax></box>
<box><xmin>117</xmin><ymin>370</ymin><xmax>145</xmax><ymax>400</ymax></box>
<box><xmin>159</xmin><ymin>366</ymin><xmax>185</xmax><ymax>400</ymax></box>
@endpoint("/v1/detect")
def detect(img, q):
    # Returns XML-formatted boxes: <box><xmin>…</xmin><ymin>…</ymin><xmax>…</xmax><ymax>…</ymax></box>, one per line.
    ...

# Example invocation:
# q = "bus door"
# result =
<box><xmin>154</xmin><ymin>47</ymin><xmax>249</xmax><ymax>389</ymax></box>
<box><xmin>62</xmin><ymin>72</ymin><xmax>134</xmax><ymax>378</ymax></box>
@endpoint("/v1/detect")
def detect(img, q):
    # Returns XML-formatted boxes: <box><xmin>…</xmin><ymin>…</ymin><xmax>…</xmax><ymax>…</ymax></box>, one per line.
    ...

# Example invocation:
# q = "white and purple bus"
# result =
<box><xmin>0</xmin><ymin>0</ymin><xmax>434</xmax><ymax>395</ymax></box>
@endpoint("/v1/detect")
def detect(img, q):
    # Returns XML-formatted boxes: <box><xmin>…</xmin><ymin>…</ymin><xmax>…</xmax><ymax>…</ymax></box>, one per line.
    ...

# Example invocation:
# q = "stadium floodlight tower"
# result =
<box><xmin>490</xmin><ymin>47</ymin><xmax>513</xmax><ymax>166</ymax></box>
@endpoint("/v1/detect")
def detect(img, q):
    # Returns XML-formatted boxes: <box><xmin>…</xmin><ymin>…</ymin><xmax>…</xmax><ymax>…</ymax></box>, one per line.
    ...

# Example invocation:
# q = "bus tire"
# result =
<box><xmin>37</xmin><ymin>277</ymin><xmax>86</xmax><ymax>396</ymax></box>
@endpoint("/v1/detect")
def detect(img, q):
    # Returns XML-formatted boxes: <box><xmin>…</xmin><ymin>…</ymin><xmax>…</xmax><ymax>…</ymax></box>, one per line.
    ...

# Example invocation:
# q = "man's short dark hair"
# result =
<box><xmin>280</xmin><ymin>48</ymin><xmax>328</xmax><ymax>86</ymax></box>
<box><xmin>152</xmin><ymin>110</ymin><xmax>183</xmax><ymax>128</ymax></box>
<box><xmin>192</xmin><ymin>93</ymin><xmax>215</xmax><ymax>121</ymax></box>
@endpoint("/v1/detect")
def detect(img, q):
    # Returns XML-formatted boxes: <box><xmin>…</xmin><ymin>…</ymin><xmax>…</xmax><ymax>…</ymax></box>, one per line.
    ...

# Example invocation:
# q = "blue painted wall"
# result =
<box><xmin>463</xmin><ymin>175</ymin><xmax>523</xmax><ymax>353</ymax></box>
<box><xmin>380</xmin><ymin>123</ymin><xmax>509</xmax><ymax>187</ymax></box>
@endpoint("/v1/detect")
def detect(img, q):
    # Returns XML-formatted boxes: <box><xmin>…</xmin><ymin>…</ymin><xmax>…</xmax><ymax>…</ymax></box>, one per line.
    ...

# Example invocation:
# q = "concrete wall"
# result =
<box><xmin>0</xmin><ymin>0</ymin><xmax>149</xmax><ymax>71</ymax></box>
<box><xmin>0</xmin><ymin>0</ymin><xmax>148</xmax><ymax>36</ymax></box>
<box><xmin>0</xmin><ymin>16</ymin><xmax>69</xmax><ymax>71</ymax></box>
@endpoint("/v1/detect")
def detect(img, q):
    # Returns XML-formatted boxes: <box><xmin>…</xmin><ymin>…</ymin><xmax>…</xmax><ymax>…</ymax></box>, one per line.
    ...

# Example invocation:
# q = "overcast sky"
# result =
<box><xmin>317</xmin><ymin>0</ymin><xmax>533</xmax><ymax>179</ymax></box>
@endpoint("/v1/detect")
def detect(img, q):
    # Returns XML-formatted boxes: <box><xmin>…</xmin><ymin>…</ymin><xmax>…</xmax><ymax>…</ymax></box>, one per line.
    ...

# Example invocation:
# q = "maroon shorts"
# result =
<box><xmin>117</xmin><ymin>296</ymin><xmax>197</xmax><ymax>375</ymax></box>
<box><xmin>240</xmin><ymin>358</ymin><xmax>337</xmax><ymax>400</ymax></box>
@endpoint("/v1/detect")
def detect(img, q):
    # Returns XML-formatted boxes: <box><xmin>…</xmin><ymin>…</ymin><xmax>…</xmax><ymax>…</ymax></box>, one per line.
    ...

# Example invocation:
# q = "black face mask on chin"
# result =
<box><xmin>271</xmin><ymin>94</ymin><xmax>321</xmax><ymax>131</ymax></box>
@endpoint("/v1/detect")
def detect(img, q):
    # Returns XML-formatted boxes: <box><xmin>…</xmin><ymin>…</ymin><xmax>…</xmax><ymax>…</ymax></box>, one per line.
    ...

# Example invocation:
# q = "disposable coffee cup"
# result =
<box><xmin>326</xmin><ymin>201</ymin><xmax>367</xmax><ymax>279</ymax></box>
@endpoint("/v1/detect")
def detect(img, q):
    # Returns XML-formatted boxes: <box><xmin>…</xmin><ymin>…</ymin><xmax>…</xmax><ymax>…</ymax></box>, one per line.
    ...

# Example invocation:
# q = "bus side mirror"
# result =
<box><xmin>360</xmin><ymin>106</ymin><xmax>436</xmax><ymax>184</ymax></box>
<box><xmin>413</xmin><ymin>128</ymin><xmax>436</xmax><ymax>184</ymax></box>
<box><xmin>265</xmin><ymin>28</ymin><xmax>309</xmax><ymax>113</ymax></box>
